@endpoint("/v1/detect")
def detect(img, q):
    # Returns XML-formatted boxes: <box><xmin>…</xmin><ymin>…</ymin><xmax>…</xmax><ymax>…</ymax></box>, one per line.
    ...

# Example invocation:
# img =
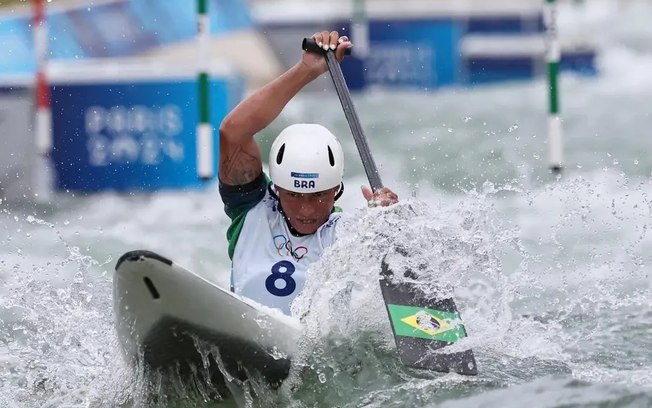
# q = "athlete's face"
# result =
<box><xmin>276</xmin><ymin>186</ymin><xmax>339</xmax><ymax>235</ymax></box>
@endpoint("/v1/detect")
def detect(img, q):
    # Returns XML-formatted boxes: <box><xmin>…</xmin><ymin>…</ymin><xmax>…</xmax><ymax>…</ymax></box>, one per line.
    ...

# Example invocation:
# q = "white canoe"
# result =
<box><xmin>113</xmin><ymin>250</ymin><xmax>300</xmax><ymax>388</ymax></box>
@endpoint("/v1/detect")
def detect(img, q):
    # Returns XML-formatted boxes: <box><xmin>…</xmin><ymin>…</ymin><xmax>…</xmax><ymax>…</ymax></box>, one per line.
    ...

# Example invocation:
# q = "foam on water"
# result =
<box><xmin>0</xmin><ymin>218</ymin><xmax>127</xmax><ymax>407</ymax></box>
<box><xmin>1</xmin><ymin>166</ymin><xmax>644</xmax><ymax>407</ymax></box>
<box><xmin>434</xmin><ymin>376</ymin><xmax>652</xmax><ymax>408</ymax></box>
<box><xmin>2</xmin><ymin>1</ymin><xmax>652</xmax><ymax>406</ymax></box>
<box><xmin>0</xmin><ymin>189</ymin><xmax>233</xmax><ymax>407</ymax></box>
<box><xmin>273</xmin><ymin>168</ymin><xmax>651</xmax><ymax>406</ymax></box>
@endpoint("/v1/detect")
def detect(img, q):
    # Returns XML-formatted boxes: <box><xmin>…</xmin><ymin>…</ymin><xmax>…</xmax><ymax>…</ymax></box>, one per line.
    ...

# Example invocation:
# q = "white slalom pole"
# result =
<box><xmin>196</xmin><ymin>0</ymin><xmax>214</xmax><ymax>180</ymax></box>
<box><xmin>351</xmin><ymin>0</ymin><xmax>369</xmax><ymax>58</ymax></box>
<box><xmin>33</xmin><ymin>0</ymin><xmax>52</xmax><ymax>155</ymax></box>
<box><xmin>544</xmin><ymin>0</ymin><xmax>563</xmax><ymax>174</ymax></box>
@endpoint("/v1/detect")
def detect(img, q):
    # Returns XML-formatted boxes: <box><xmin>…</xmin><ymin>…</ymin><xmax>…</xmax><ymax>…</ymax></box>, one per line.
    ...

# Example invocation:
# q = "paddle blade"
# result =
<box><xmin>380</xmin><ymin>260</ymin><xmax>478</xmax><ymax>376</ymax></box>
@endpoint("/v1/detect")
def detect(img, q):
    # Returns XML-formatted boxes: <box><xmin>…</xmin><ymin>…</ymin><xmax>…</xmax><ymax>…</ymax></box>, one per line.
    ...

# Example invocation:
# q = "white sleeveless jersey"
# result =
<box><xmin>231</xmin><ymin>190</ymin><xmax>343</xmax><ymax>315</ymax></box>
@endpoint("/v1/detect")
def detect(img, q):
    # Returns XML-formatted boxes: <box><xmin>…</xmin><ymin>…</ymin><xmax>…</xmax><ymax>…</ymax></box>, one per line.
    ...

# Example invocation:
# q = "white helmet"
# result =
<box><xmin>269</xmin><ymin>124</ymin><xmax>344</xmax><ymax>193</ymax></box>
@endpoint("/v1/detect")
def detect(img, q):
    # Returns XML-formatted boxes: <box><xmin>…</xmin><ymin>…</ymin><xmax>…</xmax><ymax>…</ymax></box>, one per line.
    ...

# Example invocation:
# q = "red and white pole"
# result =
<box><xmin>33</xmin><ymin>0</ymin><xmax>52</xmax><ymax>155</ymax></box>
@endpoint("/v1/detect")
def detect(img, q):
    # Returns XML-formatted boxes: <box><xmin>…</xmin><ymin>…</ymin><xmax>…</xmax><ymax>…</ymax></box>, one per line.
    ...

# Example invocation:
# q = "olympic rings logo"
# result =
<box><xmin>273</xmin><ymin>234</ymin><xmax>308</xmax><ymax>261</ymax></box>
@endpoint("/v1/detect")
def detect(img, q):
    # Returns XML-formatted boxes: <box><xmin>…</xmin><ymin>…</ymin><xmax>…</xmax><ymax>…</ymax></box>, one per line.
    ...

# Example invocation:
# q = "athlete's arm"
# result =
<box><xmin>218</xmin><ymin>65</ymin><xmax>315</xmax><ymax>186</ymax></box>
<box><xmin>218</xmin><ymin>31</ymin><xmax>351</xmax><ymax>186</ymax></box>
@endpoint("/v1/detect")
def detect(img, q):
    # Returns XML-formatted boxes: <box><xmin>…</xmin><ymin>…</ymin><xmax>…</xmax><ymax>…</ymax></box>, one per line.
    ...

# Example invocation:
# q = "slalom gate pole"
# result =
<box><xmin>196</xmin><ymin>0</ymin><xmax>214</xmax><ymax>180</ymax></box>
<box><xmin>544</xmin><ymin>0</ymin><xmax>563</xmax><ymax>174</ymax></box>
<box><xmin>351</xmin><ymin>0</ymin><xmax>369</xmax><ymax>58</ymax></box>
<box><xmin>33</xmin><ymin>0</ymin><xmax>52</xmax><ymax>156</ymax></box>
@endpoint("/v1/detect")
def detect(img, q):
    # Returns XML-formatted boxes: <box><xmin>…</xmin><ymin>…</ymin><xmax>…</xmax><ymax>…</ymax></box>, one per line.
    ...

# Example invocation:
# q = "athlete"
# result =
<box><xmin>218</xmin><ymin>31</ymin><xmax>398</xmax><ymax>315</ymax></box>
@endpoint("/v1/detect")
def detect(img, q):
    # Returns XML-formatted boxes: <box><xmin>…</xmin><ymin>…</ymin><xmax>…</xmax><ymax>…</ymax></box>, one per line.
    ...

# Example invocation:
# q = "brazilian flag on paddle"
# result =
<box><xmin>380</xmin><ymin>258</ymin><xmax>478</xmax><ymax>376</ymax></box>
<box><xmin>386</xmin><ymin>304</ymin><xmax>467</xmax><ymax>343</ymax></box>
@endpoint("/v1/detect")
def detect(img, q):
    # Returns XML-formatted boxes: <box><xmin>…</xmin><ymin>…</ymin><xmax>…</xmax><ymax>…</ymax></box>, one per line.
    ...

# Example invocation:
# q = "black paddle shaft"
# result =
<box><xmin>302</xmin><ymin>38</ymin><xmax>383</xmax><ymax>192</ymax></box>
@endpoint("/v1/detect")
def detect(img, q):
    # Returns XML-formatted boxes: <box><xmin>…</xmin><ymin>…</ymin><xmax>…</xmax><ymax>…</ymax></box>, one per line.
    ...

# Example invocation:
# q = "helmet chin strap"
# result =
<box><xmin>334</xmin><ymin>182</ymin><xmax>344</xmax><ymax>201</ymax></box>
<box><xmin>267</xmin><ymin>183</ymin><xmax>280</xmax><ymax>200</ymax></box>
<box><xmin>268</xmin><ymin>182</ymin><xmax>344</xmax><ymax>237</ymax></box>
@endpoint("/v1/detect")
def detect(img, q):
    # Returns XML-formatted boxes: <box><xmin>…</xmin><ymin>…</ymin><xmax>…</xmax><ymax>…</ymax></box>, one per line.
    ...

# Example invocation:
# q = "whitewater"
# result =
<box><xmin>1</xmin><ymin>1</ymin><xmax>651</xmax><ymax>406</ymax></box>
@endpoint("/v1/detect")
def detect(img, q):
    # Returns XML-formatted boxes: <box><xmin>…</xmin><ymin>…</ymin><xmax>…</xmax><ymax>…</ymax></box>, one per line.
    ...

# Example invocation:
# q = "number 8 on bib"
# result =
<box><xmin>266</xmin><ymin>260</ymin><xmax>296</xmax><ymax>296</ymax></box>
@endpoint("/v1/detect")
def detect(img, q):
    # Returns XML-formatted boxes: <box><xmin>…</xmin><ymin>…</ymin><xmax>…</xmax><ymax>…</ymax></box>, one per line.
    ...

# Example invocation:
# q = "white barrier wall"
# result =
<box><xmin>0</xmin><ymin>77</ymin><xmax>36</xmax><ymax>203</ymax></box>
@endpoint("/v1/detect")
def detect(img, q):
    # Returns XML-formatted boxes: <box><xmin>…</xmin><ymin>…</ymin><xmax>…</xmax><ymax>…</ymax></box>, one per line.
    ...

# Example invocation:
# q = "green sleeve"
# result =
<box><xmin>219</xmin><ymin>173</ymin><xmax>271</xmax><ymax>259</ymax></box>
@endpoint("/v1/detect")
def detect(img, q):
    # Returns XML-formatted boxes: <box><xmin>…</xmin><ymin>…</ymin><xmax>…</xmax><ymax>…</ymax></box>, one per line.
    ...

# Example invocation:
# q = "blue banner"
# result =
<box><xmin>335</xmin><ymin>19</ymin><xmax>461</xmax><ymax>90</ymax></box>
<box><xmin>367</xmin><ymin>19</ymin><xmax>461</xmax><ymax>88</ymax></box>
<box><xmin>51</xmin><ymin>77</ymin><xmax>243</xmax><ymax>192</ymax></box>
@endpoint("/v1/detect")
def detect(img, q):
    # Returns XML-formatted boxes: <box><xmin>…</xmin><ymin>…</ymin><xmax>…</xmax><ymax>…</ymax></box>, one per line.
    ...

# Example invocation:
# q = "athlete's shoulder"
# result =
<box><xmin>260</xmin><ymin>187</ymin><xmax>280</xmax><ymax>212</ymax></box>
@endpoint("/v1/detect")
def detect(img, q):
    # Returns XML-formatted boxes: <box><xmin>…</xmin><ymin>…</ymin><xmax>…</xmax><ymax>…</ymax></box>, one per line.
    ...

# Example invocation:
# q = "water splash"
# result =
<box><xmin>280</xmin><ymin>173</ymin><xmax>651</xmax><ymax>406</ymax></box>
<box><xmin>0</xmin><ymin>209</ymin><xmax>128</xmax><ymax>407</ymax></box>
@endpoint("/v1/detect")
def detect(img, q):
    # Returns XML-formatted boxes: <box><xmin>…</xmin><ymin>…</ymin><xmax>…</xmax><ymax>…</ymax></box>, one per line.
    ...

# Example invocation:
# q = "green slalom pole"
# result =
<box><xmin>197</xmin><ymin>0</ymin><xmax>213</xmax><ymax>180</ymax></box>
<box><xmin>544</xmin><ymin>0</ymin><xmax>563</xmax><ymax>174</ymax></box>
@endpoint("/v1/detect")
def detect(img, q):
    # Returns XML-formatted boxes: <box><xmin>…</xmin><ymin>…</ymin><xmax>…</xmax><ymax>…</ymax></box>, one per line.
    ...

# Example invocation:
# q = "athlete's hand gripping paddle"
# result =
<box><xmin>301</xmin><ymin>38</ymin><xmax>478</xmax><ymax>376</ymax></box>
